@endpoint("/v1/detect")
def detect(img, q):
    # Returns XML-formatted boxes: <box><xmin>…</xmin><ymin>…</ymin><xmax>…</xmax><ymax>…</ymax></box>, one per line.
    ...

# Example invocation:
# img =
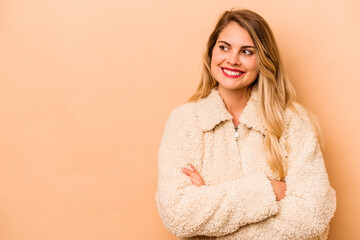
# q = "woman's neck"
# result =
<box><xmin>217</xmin><ymin>85</ymin><xmax>250</xmax><ymax>126</ymax></box>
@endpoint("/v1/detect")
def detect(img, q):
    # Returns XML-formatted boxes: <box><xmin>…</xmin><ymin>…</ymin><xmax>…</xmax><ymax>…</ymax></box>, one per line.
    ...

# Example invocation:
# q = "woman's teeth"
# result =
<box><xmin>223</xmin><ymin>69</ymin><xmax>241</xmax><ymax>76</ymax></box>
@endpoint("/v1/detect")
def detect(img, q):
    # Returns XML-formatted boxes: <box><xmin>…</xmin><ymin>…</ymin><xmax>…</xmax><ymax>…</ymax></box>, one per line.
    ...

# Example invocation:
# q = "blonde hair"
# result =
<box><xmin>188</xmin><ymin>9</ymin><xmax>323</xmax><ymax>180</ymax></box>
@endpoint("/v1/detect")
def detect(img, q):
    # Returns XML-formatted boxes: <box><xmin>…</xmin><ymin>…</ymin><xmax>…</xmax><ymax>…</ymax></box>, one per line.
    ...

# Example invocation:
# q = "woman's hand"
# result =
<box><xmin>181</xmin><ymin>164</ymin><xmax>286</xmax><ymax>199</ymax></box>
<box><xmin>182</xmin><ymin>164</ymin><xmax>206</xmax><ymax>187</ymax></box>
<box><xmin>269</xmin><ymin>180</ymin><xmax>287</xmax><ymax>201</ymax></box>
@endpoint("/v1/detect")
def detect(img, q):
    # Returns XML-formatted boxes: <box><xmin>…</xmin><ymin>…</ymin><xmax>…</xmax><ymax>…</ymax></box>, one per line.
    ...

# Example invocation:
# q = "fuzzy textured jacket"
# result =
<box><xmin>155</xmin><ymin>87</ymin><xmax>336</xmax><ymax>240</ymax></box>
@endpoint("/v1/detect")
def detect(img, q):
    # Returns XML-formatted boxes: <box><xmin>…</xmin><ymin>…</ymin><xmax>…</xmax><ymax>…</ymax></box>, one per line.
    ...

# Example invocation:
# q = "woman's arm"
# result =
<box><xmin>184</xmin><ymin>166</ymin><xmax>286</xmax><ymax>201</ymax></box>
<box><xmin>155</xmin><ymin>104</ymin><xmax>279</xmax><ymax>238</ymax></box>
<box><xmin>223</xmin><ymin>109</ymin><xmax>337</xmax><ymax>240</ymax></box>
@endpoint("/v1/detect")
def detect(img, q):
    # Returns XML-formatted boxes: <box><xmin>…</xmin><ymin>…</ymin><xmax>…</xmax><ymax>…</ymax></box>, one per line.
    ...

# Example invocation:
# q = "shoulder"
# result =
<box><xmin>279</xmin><ymin>103</ymin><xmax>324</xmax><ymax>169</ymax></box>
<box><xmin>165</xmin><ymin>102</ymin><xmax>198</xmax><ymax>131</ymax></box>
<box><xmin>163</xmin><ymin>102</ymin><xmax>201</xmax><ymax>137</ymax></box>
<box><xmin>167</xmin><ymin>102</ymin><xmax>197</xmax><ymax>124</ymax></box>
<box><xmin>282</xmin><ymin>102</ymin><xmax>318</xmax><ymax>148</ymax></box>
<box><xmin>284</xmin><ymin>102</ymin><xmax>316</xmax><ymax>134</ymax></box>
<box><xmin>160</xmin><ymin>102</ymin><xmax>203</xmax><ymax>155</ymax></box>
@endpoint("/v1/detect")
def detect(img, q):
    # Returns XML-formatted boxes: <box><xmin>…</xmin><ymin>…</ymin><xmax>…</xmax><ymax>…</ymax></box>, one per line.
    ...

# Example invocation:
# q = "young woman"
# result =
<box><xmin>155</xmin><ymin>9</ymin><xmax>336</xmax><ymax>240</ymax></box>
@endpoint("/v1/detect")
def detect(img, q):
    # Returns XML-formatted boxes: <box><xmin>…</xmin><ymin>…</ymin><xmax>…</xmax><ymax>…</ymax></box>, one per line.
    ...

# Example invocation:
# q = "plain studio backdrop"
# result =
<box><xmin>0</xmin><ymin>0</ymin><xmax>359</xmax><ymax>239</ymax></box>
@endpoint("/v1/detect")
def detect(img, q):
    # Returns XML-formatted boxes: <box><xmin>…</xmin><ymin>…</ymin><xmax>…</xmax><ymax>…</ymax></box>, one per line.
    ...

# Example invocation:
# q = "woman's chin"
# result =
<box><xmin>218</xmin><ymin>82</ymin><xmax>248</xmax><ymax>92</ymax></box>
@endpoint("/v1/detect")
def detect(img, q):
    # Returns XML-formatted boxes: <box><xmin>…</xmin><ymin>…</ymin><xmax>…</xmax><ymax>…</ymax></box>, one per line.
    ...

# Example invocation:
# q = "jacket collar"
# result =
<box><xmin>195</xmin><ymin>87</ymin><xmax>267</xmax><ymax>135</ymax></box>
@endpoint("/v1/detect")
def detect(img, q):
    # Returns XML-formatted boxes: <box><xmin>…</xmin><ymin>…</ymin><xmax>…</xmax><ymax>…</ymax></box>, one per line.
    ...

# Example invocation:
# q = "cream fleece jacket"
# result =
<box><xmin>155</xmin><ymin>87</ymin><xmax>336</xmax><ymax>240</ymax></box>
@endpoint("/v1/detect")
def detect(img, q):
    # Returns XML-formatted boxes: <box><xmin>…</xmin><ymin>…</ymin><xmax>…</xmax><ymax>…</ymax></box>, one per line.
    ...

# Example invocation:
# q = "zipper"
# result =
<box><xmin>234</xmin><ymin>123</ymin><xmax>240</xmax><ymax>141</ymax></box>
<box><xmin>233</xmin><ymin>122</ymin><xmax>245</xmax><ymax>178</ymax></box>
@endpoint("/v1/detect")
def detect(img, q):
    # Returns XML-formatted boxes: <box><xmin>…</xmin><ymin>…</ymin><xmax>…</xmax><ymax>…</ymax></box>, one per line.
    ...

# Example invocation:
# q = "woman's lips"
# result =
<box><xmin>221</xmin><ymin>67</ymin><xmax>245</xmax><ymax>78</ymax></box>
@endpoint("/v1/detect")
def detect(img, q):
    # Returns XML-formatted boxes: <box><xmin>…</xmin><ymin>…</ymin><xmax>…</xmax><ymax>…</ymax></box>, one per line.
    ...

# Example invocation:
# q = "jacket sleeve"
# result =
<box><xmin>229</xmin><ymin>108</ymin><xmax>337</xmax><ymax>240</ymax></box>
<box><xmin>154</xmin><ymin>105</ymin><xmax>279</xmax><ymax>238</ymax></box>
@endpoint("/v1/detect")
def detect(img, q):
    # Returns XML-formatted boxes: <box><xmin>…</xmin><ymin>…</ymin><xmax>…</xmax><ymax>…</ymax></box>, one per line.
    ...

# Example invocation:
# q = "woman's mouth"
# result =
<box><xmin>221</xmin><ymin>67</ymin><xmax>245</xmax><ymax>78</ymax></box>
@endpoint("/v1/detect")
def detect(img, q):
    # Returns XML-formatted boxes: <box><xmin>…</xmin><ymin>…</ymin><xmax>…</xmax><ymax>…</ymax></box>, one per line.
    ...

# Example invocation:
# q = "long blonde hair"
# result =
<box><xmin>188</xmin><ymin>9</ymin><xmax>323</xmax><ymax>180</ymax></box>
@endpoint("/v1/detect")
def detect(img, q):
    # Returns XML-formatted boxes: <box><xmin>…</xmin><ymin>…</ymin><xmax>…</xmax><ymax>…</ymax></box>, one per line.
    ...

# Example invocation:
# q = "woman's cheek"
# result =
<box><xmin>243</xmin><ymin>57</ymin><xmax>257</xmax><ymax>69</ymax></box>
<box><xmin>214</xmin><ymin>54</ymin><xmax>226</xmax><ymax>66</ymax></box>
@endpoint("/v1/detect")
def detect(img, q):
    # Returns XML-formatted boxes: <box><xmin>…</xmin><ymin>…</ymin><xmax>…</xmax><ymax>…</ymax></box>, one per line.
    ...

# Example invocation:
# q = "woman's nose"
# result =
<box><xmin>227</xmin><ymin>52</ymin><xmax>241</xmax><ymax>65</ymax></box>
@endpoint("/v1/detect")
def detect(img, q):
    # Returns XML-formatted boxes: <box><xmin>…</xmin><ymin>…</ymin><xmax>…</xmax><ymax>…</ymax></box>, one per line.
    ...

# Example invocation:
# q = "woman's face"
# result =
<box><xmin>210</xmin><ymin>22</ymin><xmax>258</xmax><ymax>92</ymax></box>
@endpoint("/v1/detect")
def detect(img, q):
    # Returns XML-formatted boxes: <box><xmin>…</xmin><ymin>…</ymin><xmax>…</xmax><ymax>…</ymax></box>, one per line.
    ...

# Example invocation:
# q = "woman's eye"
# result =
<box><xmin>242</xmin><ymin>49</ymin><xmax>254</xmax><ymax>55</ymax></box>
<box><xmin>219</xmin><ymin>45</ymin><xmax>228</xmax><ymax>51</ymax></box>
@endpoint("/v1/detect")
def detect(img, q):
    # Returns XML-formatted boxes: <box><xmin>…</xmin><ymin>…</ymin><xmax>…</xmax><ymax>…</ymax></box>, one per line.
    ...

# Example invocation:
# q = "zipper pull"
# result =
<box><xmin>234</xmin><ymin>127</ymin><xmax>239</xmax><ymax>140</ymax></box>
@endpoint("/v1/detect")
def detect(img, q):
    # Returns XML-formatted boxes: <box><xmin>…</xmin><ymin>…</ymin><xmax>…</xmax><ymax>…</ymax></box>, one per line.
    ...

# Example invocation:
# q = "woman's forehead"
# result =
<box><xmin>217</xmin><ymin>22</ymin><xmax>254</xmax><ymax>47</ymax></box>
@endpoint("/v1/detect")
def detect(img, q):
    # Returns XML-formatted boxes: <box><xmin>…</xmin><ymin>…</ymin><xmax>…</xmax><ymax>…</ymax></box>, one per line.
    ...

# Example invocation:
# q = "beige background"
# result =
<box><xmin>0</xmin><ymin>0</ymin><xmax>359</xmax><ymax>239</ymax></box>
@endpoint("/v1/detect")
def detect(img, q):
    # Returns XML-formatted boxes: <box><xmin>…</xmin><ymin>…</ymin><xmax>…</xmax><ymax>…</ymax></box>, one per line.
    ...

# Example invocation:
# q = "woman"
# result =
<box><xmin>155</xmin><ymin>9</ymin><xmax>336</xmax><ymax>240</ymax></box>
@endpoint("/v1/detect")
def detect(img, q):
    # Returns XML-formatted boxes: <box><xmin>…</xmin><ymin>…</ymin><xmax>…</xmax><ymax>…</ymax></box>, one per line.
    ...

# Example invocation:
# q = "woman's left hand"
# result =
<box><xmin>182</xmin><ymin>163</ymin><xmax>206</xmax><ymax>187</ymax></box>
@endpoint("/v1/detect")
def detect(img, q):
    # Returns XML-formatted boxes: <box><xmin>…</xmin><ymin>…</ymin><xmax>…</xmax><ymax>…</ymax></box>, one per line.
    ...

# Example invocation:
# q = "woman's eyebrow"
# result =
<box><xmin>241</xmin><ymin>45</ymin><xmax>255</xmax><ymax>48</ymax></box>
<box><xmin>217</xmin><ymin>40</ymin><xmax>231</xmax><ymax>46</ymax></box>
<box><xmin>217</xmin><ymin>41</ymin><xmax>255</xmax><ymax>48</ymax></box>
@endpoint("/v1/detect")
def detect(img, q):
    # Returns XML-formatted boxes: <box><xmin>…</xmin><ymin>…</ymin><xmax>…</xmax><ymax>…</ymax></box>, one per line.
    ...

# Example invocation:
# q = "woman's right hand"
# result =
<box><xmin>182</xmin><ymin>163</ymin><xmax>206</xmax><ymax>187</ymax></box>
<box><xmin>269</xmin><ymin>180</ymin><xmax>287</xmax><ymax>201</ymax></box>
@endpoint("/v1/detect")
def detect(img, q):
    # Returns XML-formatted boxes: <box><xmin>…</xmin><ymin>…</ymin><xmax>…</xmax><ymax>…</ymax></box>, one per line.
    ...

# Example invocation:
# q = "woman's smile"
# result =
<box><xmin>221</xmin><ymin>67</ymin><xmax>245</xmax><ymax>78</ymax></box>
